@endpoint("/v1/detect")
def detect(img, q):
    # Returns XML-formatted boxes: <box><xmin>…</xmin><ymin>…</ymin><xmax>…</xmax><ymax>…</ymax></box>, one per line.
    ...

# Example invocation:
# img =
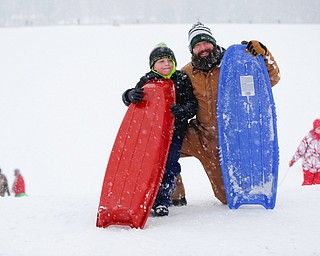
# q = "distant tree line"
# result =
<box><xmin>0</xmin><ymin>0</ymin><xmax>319</xmax><ymax>27</ymax></box>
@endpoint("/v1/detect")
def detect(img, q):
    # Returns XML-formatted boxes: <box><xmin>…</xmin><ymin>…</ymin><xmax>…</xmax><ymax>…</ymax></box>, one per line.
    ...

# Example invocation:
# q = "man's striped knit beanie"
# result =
<box><xmin>188</xmin><ymin>21</ymin><xmax>216</xmax><ymax>52</ymax></box>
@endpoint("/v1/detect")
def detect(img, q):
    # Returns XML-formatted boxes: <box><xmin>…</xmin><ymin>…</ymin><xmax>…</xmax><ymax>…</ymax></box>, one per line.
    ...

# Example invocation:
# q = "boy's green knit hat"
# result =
<box><xmin>149</xmin><ymin>42</ymin><xmax>177</xmax><ymax>69</ymax></box>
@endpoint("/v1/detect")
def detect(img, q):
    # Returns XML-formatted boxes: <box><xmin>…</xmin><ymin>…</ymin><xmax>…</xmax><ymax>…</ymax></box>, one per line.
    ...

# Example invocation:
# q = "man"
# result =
<box><xmin>0</xmin><ymin>168</ymin><xmax>10</xmax><ymax>197</ymax></box>
<box><xmin>172</xmin><ymin>22</ymin><xmax>280</xmax><ymax>206</ymax></box>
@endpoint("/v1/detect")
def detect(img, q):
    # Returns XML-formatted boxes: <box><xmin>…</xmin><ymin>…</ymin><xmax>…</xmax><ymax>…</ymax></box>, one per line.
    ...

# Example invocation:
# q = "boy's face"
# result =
<box><xmin>153</xmin><ymin>58</ymin><xmax>174</xmax><ymax>76</ymax></box>
<box><xmin>315</xmin><ymin>127</ymin><xmax>320</xmax><ymax>134</ymax></box>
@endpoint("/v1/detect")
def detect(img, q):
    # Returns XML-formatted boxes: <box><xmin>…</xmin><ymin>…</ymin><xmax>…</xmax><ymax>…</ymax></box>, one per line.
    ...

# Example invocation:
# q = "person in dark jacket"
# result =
<box><xmin>0</xmin><ymin>168</ymin><xmax>10</xmax><ymax>197</ymax></box>
<box><xmin>122</xmin><ymin>43</ymin><xmax>198</xmax><ymax>216</ymax></box>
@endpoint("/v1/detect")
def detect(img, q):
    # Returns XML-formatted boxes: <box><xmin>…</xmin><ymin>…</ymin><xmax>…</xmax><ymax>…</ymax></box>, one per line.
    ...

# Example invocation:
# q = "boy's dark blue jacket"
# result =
<box><xmin>122</xmin><ymin>70</ymin><xmax>198</xmax><ymax>138</ymax></box>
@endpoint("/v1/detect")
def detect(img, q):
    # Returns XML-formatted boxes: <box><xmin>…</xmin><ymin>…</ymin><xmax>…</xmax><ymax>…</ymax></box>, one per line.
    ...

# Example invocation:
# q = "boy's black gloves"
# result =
<box><xmin>170</xmin><ymin>104</ymin><xmax>187</xmax><ymax>118</ymax></box>
<box><xmin>127</xmin><ymin>72</ymin><xmax>158</xmax><ymax>104</ymax></box>
<box><xmin>242</xmin><ymin>40</ymin><xmax>268</xmax><ymax>57</ymax></box>
<box><xmin>136</xmin><ymin>73</ymin><xmax>158</xmax><ymax>87</ymax></box>
<box><xmin>128</xmin><ymin>87</ymin><xmax>144</xmax><ymax>103</ymax></box>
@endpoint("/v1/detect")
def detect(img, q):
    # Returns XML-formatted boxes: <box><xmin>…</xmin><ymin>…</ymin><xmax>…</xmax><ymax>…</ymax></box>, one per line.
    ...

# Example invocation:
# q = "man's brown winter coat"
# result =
<box><xmin>172</xmin><ymin>50</ymin><xmax>280</xmax><ymax>204</ymax></box>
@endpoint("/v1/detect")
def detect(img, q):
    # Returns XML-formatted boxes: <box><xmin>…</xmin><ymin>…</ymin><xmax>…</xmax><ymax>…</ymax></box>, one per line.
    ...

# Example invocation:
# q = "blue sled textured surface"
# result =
<box><xmin>217</xmin><ymin>44</ymin><xmax>279</xmax><ymax>209</ymax></box>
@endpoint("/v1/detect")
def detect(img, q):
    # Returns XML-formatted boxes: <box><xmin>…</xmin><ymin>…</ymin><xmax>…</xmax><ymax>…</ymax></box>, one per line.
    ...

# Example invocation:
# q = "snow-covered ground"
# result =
<box><xmin>0</xmin><ymin>23</ymin><xmax>319</xmax><ymax>256</ymax></box>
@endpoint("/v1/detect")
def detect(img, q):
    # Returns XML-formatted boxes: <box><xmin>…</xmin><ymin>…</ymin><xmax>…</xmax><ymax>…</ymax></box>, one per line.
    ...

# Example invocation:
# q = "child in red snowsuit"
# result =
<box><xmin>289</xmin><ymin>119</ymin><xmax>320</xmax><ymax>185</ymax></box>
<box><xmin>12</xmin><ymin>169</ymin><xmax>26</xmax><ymax>197</ymax></box>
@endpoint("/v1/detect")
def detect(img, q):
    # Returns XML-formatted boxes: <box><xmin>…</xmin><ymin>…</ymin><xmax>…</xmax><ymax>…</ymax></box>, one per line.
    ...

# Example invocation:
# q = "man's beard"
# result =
<box><xmin>191</xmin><ymin>46</ymin><xmax>223</xmax><ymax>72</ymax></box>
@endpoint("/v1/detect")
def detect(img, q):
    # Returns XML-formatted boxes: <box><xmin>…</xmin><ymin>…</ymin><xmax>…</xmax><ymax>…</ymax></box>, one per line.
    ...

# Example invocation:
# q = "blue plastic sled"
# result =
<box><xmin>217</xmin><ymin>44</ymin><xmax>279</xmax><ymax>209</ymax></box>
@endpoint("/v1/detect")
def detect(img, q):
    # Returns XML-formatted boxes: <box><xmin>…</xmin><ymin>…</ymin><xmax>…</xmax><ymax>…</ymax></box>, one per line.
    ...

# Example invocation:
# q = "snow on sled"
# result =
<box><xmin>96</xmin><ymin>79</ymin><xmax>175</xmax><ymax>229</ymax></box>
<box><xmin>217</xmin><ymin>44</ymin><xmax>279</xmax><ymax>209</ymax></box>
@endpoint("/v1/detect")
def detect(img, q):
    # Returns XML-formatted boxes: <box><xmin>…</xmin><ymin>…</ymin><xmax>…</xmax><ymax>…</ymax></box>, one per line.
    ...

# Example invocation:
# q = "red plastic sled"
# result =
<box><xmin>96</xmin><ymin>79</ymin><xmax>175</xmax><ymax>229</ymax></box>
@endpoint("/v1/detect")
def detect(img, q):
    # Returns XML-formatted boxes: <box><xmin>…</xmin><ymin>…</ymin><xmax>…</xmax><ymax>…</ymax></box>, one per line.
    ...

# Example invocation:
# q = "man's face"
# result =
<box><xmin>192</xmin><ymin>41</ymin><xmax>214</xmax><ymax>57</ymax></box>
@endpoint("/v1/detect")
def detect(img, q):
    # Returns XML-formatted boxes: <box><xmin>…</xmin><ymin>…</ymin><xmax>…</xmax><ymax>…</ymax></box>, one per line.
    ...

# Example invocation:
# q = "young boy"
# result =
<box><xmin>289</xmin><ymin>119</ymin><xmax>320</xmax><ymax>185</ymax></box>
<box><xmin>122</xmin><ymin>43</ymin><xmax>198</xmax><ymax>216</ymax></box>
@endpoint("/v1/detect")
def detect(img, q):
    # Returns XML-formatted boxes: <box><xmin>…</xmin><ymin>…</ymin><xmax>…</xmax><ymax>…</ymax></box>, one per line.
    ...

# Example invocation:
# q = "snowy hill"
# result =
<box><xmin>0</xmin><ymin>23</ymin><xmax>319</xmax><ymax>256</ymax></box>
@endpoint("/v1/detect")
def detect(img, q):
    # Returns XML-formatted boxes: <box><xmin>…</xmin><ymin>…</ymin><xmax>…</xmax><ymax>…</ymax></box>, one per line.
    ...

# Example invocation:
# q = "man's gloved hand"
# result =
<box><xmin>170</xmin><ymin>104</ymin><xmax>187</xmax><ymax>118</ymax></box>
<box><xmin>242</xmin><ymin>40</ymin><xmax>268</xmax><ymax>57</ymax></box>
<box><xmin>128</xmin><ymin>87</ymin><xmax>144</xmax><ymax>103</ymax></box>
